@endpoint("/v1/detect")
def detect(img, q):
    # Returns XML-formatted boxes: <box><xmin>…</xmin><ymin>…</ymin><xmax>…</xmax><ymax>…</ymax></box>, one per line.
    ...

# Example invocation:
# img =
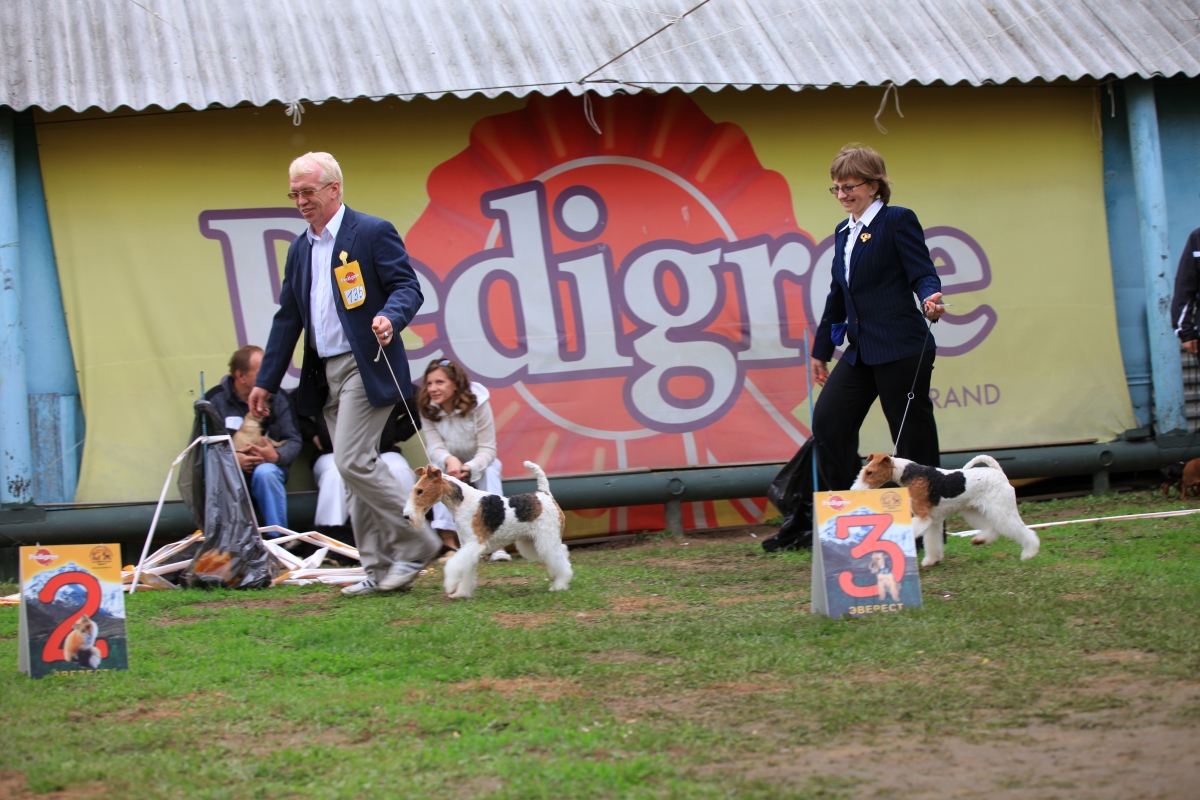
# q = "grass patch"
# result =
<box><xmin>1</xmin><ymin>491</ymin><xmax>1198</xmax><ymax>798</ymax></box>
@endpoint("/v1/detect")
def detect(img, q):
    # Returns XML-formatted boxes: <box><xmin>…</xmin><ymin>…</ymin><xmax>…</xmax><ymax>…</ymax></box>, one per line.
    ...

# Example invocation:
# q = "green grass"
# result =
<box><xmin>1</xmin><ymin>490</ymin><xmax>1198</xmax><ymax>799</ymax></box>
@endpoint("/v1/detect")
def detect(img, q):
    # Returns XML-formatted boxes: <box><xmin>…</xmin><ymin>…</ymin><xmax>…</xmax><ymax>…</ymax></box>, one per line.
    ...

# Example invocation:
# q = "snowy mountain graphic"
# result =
<box><xmin>818</xmin><ymin>506</ymin><xmax>915</xmax><ymax>555</ymax></box>
<box><xmin>22</xmin><ymin>563</ymin><xmax>127</xmax><ymax>619</ymax></box>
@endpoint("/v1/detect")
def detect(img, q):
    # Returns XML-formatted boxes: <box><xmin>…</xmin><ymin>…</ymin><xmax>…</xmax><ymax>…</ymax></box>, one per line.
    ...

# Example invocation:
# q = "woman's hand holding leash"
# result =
<box><xmin>923</xmin><ymin>292</ymin><xmax>946</xmax><ymax>321</ymax></box>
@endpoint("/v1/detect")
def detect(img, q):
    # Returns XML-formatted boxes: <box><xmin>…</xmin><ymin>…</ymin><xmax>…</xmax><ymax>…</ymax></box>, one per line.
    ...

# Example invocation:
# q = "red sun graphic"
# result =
<box><xmin>404</xmin><ymin>91</ymin><xmax>818</xmax><ymax>530</ymax></box>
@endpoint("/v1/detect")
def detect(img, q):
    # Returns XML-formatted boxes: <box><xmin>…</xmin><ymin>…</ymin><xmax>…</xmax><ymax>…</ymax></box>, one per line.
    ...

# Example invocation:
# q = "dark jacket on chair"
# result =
<box><xmin>812</xmin><ymin>204</ymin><xmax>941</xmax><ymax>366</ymax></box>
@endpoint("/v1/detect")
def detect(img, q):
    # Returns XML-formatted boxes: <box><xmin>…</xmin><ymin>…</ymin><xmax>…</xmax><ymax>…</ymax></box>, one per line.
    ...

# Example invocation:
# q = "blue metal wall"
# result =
<box><xmin>1103</xmin><ymin>77</ymin><xmax>1200</xmax><ymax>433</ymax></box>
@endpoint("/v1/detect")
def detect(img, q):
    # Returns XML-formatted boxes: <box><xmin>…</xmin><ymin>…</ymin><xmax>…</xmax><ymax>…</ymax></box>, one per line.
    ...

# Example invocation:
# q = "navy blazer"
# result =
<box><xmin>256</xmin><ymin>205</ymin><xmax>424</xmax><ymax>416</ymax></box>
<box><xmin>812</xmin><ymin>204</ymin><xmax>941</xmax><ymax>366</ymax></box>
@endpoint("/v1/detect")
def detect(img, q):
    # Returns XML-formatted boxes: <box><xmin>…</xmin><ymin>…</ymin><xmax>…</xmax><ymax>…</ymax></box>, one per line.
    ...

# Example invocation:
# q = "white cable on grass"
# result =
<box><xmin>948</xmin><ymin>508</ymin><xmax>1200</xmax><ymax>538</ymax></box>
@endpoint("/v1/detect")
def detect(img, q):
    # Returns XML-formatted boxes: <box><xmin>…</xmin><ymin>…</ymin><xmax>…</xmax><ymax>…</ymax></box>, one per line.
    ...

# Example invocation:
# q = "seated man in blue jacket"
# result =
<box><xmin>206</xmin><ymin>345</ymin><xmax>302</xmax><ymax>532</ymax></box>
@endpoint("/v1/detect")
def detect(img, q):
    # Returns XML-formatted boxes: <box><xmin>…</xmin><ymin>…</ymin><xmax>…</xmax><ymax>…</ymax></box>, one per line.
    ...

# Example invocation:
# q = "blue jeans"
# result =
<box><xmin>250</xmin><ymin>463</ymin><xmax>289</xmax><ymax>532</ymax></box>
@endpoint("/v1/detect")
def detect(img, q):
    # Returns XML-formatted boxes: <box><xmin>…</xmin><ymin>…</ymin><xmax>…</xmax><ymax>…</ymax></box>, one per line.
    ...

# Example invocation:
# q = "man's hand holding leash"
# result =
<box><xmin>372</xmin><ymin>315</ymin><xmax>393</xmax><ymax>347</ymax></box>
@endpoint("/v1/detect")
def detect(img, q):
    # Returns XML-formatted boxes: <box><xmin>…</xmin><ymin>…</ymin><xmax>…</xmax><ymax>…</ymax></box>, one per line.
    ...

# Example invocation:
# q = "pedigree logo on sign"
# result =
<box><xmin>200</xmin><ymin>91</ymin><xmax>996</xmax><ymax>479</ymax></box>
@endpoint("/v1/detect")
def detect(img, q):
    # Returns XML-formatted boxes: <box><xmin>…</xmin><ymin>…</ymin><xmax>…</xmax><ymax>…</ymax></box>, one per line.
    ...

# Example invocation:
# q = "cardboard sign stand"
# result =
<box><xmin>811</xmin><ymin>489</ymin><xmax>922</xmax><ymax>619</ymax></box>
<box><xmin>18</xmin><ymin>544</ymin><xmax>129</xmax><ymax>679</ymax></box>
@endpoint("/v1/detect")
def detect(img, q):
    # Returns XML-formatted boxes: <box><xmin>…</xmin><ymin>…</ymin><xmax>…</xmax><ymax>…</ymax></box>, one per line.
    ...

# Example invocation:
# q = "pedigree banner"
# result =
<box><xmin>37</xmin><ymin>86</ymin><xmax>1135</xmax><ymax>531</ymax></box>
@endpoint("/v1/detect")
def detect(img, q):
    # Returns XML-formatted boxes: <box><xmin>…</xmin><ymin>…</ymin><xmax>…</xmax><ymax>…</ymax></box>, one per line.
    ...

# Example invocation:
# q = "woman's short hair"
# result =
<box><xmin>416</xmin><ymin>358</ymin><xmax>478</xmax><ymax>420</ymax></box>
<box><xmin>830</xmin><ymin>144</ymin><xmax>892</xmax><ymax>205</ymax></box>
<box><xmin>228</xmin><ymin>345</ymin><xmax>263</xmax><ymax>376</ymax></box>
<box><xmin>289</xmin><ymin>152</ymin><xmax>344</xmax><ymax>200</ymax></box>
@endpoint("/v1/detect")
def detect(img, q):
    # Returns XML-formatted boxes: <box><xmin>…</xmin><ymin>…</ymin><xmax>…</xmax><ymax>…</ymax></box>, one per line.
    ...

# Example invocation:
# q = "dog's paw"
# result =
<box><xmin>549</xmin><ymin>583</ymin><xmax>571</xmax><ymax>592</ymax></box>
<box><xmin>970</xmin><ymin>536</ymin><xmax>987</xmax><ymax>546</ymax></box>
<box><xmin>920</xmin><ymin>556</ymin><xmax>940</xmax><ymax>568</ymax></box>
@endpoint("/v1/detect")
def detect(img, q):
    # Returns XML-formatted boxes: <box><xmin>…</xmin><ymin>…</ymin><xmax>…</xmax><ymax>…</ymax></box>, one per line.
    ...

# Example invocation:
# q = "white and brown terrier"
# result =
<box><xmin>851</xmin><ymin>453</ymin><xmax>1040</xmax><ymax>567</ymax></box>
<box><xmin>404</xmin><ymin>461</ymin><xmax>573</xmax><ymax>599</ymax></box>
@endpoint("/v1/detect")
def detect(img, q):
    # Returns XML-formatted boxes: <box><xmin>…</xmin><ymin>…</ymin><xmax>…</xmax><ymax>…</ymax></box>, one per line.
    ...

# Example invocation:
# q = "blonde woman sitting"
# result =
<box><xmin>417</xmin><ymin>358</ymin><xmax>510</xmax><ymax>561</ymax></box>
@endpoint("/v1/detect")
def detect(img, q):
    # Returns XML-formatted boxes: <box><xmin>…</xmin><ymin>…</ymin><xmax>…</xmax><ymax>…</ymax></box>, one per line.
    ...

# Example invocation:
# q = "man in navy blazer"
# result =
<box><xmin>250</xmin><ymin>152</ymin><xmax>439</xmax><ymax>595</ymax></box>
<box><xmin>810</xmin><ymin>145</ymin><xmax>945</xmax><ymax>491</ymax></box>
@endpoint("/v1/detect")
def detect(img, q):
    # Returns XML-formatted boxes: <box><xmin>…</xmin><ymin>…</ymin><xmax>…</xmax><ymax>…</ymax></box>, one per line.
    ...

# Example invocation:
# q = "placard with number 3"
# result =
<box><xmin>811</xmin><ymin>489</ymin><xmax>923</xmax><ymax>618</ymax></box>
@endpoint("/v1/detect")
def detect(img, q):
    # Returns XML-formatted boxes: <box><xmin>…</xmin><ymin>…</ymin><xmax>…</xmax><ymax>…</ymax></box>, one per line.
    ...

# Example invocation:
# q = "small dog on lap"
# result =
<box><xmin>404</xmin><ymin>461</ymin><xmax>572</xmax><ymax>599</ymax></box>
<box><xmin>851</xmin><ymin>453</ymin><xmax>1040</xmax><ymax>567</ymax></box>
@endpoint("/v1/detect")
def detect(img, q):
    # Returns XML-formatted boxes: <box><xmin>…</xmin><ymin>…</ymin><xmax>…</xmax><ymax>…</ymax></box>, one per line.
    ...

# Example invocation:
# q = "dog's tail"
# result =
<box><xmin>524</xmin><ymin>461</ymin><xmax>551</xmax><ymax>494</ymax></box>
<box><xmin>962</xmin><ymin>454</ymin><xmax>1004</xmax><ymax>472</ymax></box>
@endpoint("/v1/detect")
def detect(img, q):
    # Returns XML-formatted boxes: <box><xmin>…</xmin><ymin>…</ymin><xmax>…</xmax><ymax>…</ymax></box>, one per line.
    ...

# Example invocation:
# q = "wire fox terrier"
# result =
<box><xmin>852</xmin><ymin>453</ymin><xmax>1040</xmax><ymax>567</ymax></box>
<box><xmin>404</xmin><ymin>461</ymin><xmax>573</xmax><ymax>599</ymax></box>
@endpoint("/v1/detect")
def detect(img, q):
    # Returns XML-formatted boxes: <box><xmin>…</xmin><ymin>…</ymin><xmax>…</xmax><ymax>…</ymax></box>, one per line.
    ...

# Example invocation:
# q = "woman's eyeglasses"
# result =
<box><xmin>828</xmin><ymin>182</ymin><xmax>868</xmax><ymax>196</ymax></box>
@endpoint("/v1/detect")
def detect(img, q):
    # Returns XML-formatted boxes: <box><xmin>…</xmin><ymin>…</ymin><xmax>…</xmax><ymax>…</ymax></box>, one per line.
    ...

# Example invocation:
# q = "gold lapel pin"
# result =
<box><xmin>339</xmin><ymin>250</ymin><xmax>349</xmax><ymax>266</ymax></box>
<box><xmin>860</xmin><ymin>233</ymin><xmax>872</xmax><ymax>243</ymax></box>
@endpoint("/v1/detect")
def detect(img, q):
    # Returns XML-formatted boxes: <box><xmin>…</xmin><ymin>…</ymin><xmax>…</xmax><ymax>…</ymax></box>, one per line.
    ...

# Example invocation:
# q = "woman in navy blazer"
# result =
<box><xmin>810</xmin><ymin>145</ymin><xmax>946</xmax><ymax>489</ymax></box>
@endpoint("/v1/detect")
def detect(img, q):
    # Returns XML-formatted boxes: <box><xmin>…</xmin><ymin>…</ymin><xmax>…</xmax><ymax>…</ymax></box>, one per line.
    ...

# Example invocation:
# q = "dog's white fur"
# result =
<box><xmin>851</xmin><ymin>453</ymin><xmax>1040</xmax><ymax>567</ymax></box>
<box><xmin>403</xmin><ymin>461</ymin><xmax>572</xmax><ymax>599</ymax></box>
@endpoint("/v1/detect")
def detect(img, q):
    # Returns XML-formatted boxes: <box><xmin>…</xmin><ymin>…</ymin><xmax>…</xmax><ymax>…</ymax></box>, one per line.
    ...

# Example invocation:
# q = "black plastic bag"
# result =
<box><xmin>178</xmin><ymin>400</ymin><xmax>278</xmax><ymax>589</ymax></box>
<box><xmin>763</xmin><ymin>438</ymin><xmax>829</xmax><ymax>552</ymax></box>
<box><xmin>178</xmin><ymin>400</ymin><xmax>227</xmax><ymax>532</ymax></box>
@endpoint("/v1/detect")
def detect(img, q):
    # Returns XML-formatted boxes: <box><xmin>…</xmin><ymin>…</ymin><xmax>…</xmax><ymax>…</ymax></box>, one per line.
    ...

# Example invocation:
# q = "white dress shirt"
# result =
<box><xmin>308</xmin><ymin>203</ymin><xmax>352</xmax><ymax>358</ymax></box>
<box><xmin>842</xmin><ymin>198</ymin><xmax>884</xmax><ymax>285</ymax></box>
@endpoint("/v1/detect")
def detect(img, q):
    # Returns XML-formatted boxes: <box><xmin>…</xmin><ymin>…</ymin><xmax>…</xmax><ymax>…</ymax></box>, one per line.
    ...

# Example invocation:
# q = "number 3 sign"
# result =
<box><xmin>811</xmin><ymin>490</ymin><xmax>922</xmax><ymax>618</ymax></box>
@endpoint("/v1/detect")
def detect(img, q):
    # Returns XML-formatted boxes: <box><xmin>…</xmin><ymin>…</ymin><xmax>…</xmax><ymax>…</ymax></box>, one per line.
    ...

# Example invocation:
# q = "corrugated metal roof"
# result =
<box><xmin>4</xmin><ymin>0</ymin><xmax>1200</xmax><ymax>113</ymax></box>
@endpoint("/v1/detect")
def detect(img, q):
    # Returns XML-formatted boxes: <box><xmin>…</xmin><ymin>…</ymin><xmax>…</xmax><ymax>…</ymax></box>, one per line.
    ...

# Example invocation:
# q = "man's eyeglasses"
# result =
<box><xmin>286</xmin><ymin>181</ymin><xmax>334</xmax><ymax>201</ymax></box>
<box><xmin>828</xmin><ymin>182</ymin><xmax>868</xmax><ymax>196</ymax></box>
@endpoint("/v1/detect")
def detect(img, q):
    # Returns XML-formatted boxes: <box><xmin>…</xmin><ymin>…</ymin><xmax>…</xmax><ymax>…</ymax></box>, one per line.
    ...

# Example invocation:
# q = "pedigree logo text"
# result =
<box><xmin>201</xmin><ymin>91</ymin><xmax>996</xmax><ymax>478</ymax></box>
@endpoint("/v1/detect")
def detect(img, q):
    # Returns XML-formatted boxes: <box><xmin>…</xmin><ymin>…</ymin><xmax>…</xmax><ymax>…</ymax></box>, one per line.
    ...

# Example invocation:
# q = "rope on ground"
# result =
<box><xmin>948</xmin><ymin>508</ymin><xmax>1200</xmax><ymax>538</ymax></box>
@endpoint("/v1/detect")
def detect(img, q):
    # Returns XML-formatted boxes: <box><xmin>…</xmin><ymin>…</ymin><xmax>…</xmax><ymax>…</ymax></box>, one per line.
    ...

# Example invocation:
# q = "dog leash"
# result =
<box><xmin>374</xmin><ymin>340</ymin><xmax>435</xmax><ymax>466</ymax></box>
<box><xmin>889</xmin><ymin>305</ymin><xmax>938</xmax><ymax>459</ymax></box>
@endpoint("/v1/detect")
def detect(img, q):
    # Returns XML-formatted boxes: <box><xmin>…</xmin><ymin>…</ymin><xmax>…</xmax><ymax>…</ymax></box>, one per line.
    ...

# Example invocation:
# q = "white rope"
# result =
<box><xmin>600</xmin><ymin>0</ymin><xmax>681</xmax><ymax>23</ymax></box>
<box><xmin>584</xmin><ymin>92</ymin><xmax>603</xmax><ymax>135</ymax></box>
<box><xmin>949</xmin><ymin>508</ymin><xmax>1200</xmax><ymax>538</ymax></box>
<box><xmin>874</xmin><ymin>83</ymin><xmax>903</xmax><ymax>134</ymax></box>
<box><xmin>285</xmin><ymin>100</ymin><xmax>305</xmax><ymax>126</ymax></box>
<box><xmin>374</xmin><ymin>343</ymin><xmax>435</xmax><ymax>466</ymax></box>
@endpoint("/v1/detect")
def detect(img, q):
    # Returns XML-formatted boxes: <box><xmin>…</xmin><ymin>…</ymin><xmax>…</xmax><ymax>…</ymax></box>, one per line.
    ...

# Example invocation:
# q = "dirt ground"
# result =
<box><xmin>591</xmin><ymin>524</ymin><xmax>1200</xmax><ymax>799</ymax></box>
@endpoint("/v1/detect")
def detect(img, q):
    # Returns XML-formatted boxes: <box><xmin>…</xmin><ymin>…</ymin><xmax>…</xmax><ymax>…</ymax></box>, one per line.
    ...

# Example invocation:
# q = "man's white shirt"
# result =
<box><xmin>308</xmin><ymin>203</ymin><xmax>352</xmax><ymax>358</ymax></box>
<box><xmin>842</xmin><ymin>199</ymin><xmax>884</xmax><ymax>285</ymax></box>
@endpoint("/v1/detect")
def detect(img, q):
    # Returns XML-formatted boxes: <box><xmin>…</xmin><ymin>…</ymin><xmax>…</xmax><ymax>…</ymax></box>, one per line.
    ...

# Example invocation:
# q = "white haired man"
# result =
<box><xmin>249</xmin><ymin>152</ymin><xmax>439</xmax><ymax>595</ymax></box>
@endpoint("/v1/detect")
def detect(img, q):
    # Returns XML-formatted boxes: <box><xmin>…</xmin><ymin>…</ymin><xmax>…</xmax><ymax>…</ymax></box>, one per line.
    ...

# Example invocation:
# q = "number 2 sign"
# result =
<box><xmin>18</xmin><ymin>544</ymin><xmax>129</xmax><ymax>679</ymax></box>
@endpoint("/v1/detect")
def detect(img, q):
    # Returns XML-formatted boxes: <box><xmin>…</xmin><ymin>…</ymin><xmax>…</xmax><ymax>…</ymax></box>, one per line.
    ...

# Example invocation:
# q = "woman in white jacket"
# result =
<box><xmin>416</xmin><ymin>358</ymin><xmax>507</xmax><ymax>558</ymax></box>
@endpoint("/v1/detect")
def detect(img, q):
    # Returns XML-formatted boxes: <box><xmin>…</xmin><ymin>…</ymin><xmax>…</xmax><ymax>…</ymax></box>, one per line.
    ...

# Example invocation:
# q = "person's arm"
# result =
<box><xmin>893</xmin><ymin>208</ymin><xmax>943</xmax><ymax>317</ymax></box>
<box><xmin>264</xmin><ymin>392</ymin><xmax>302</xmax><ymax>468</ymax></box>
<box><xmin>810</xmin><ymin>270</ymin><xmax>846</xmax><ymax>386</ymax></box>
<box><xmin>252</xmin><ymin>240</ymin><xmax>305</xmax><ymax>415</ymax></box>
<box><xmin>1172</xmin><ymin>230</ymin><xmax>1200</xmax><ymax>353</ymax></box>
<box><xmin>422</xmin><ymin>416</ymin><xmax>450</xmax><ymax>471</ymax></box>
<box><xmin>463</xmin><ymin>401</ymin><xmax>498</xmax><ymax>478</ymax></box>
<box><xmin>371</xmin><ymin>219</ymin><xmax>424</xmax><ymax>345</ymax></box>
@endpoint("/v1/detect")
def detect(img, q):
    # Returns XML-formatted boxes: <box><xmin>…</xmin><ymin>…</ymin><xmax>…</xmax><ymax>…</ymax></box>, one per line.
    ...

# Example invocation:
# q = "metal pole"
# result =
<box><xmin>1125</xmin><ymin>78</ymin><xmax>1187</xmax><ymax>434</ymax></box>
<box><xmin>0</xmin><ymin>107</ymin><xmax>34</xmax><ymax>507</ymax></box>
<box><xmin>16</xmin><ymin>110</ymin><xmax>81</xmax><ymax>502</ymax></box>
